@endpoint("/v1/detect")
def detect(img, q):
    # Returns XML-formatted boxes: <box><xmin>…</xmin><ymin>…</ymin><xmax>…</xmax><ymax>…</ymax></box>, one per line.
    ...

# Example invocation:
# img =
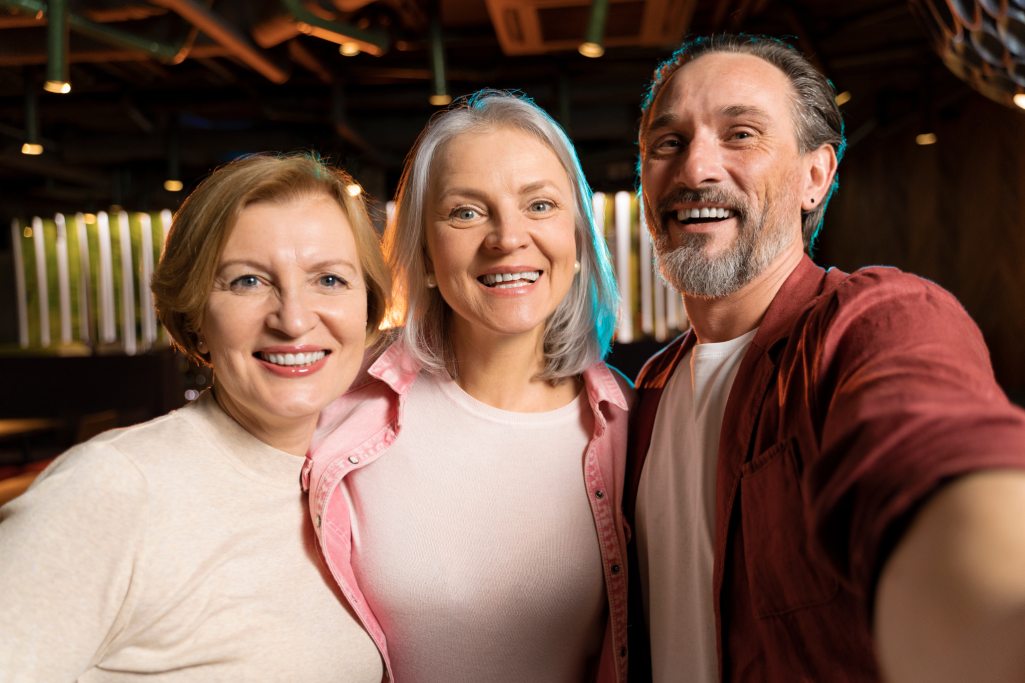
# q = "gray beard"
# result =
<box><xmin>652</xmin><ymin>210</ymin><xmax>792</xmax><ymax>299</ymax></box>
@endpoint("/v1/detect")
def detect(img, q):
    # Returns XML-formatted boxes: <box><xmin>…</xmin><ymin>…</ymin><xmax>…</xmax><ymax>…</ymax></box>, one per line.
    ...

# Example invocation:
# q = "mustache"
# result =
<box><xmin>654</xmin><ymin>187</ymin><xmax>747</xmax><ymax>221</ymax></box>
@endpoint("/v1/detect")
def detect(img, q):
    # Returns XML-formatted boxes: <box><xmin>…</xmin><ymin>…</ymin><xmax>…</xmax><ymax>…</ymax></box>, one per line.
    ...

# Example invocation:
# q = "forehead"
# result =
<box><xmin>436</xmin><ymin>126</ymin><xmax>563</xmax><ymax>173</ymax></box>
<box><xmin>649</xmin><ymin>51</ymin><xmax>797</xmax><ymax>129</ymax></box>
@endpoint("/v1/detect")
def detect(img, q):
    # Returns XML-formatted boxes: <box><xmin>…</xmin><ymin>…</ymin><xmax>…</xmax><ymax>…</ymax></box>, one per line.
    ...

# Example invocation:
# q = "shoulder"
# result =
<box><xmin>635</xmin><ymin>332</ymin><xmax>691</xmax><ymax>389</ymax></box>
<box><xmin>807</xmin><ymin>265</ymin><xmax>985</xmax><ymax>354</ymax></box>
<box><xmin>588</xmin><ymin>361</ymin><xmax>636</xmax><ymax>411</ymax></box>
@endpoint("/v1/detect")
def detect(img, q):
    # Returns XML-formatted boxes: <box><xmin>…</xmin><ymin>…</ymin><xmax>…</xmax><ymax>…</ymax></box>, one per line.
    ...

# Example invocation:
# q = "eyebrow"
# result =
<box><xmin>216</xmin><ymin>258</ymin><xmax>360</xmax><ymax>274</ymax></box>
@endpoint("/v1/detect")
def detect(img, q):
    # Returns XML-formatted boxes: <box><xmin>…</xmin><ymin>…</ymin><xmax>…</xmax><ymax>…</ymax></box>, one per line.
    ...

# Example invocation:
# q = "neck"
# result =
<box><xmin>449</xmin><ymin>322</ymin><xmax>579</xmax><ymax>412</ymax></box>
<box><xmin>212</xmin><ymin>387</ymin><xmax>314</xmax><ymax>457</ymax></box>
<box><xmin>684</xmin><ymin>246</ymin><xmax>804</xmax><ymax>344</ymax></box>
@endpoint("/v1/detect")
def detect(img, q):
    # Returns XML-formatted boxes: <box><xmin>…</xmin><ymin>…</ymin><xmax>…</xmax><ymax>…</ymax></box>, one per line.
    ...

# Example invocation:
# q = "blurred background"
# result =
<box><xmin>0</xmin><ymin>0</ymin><xmax>1023</xmax><ymax>483</ymax></box>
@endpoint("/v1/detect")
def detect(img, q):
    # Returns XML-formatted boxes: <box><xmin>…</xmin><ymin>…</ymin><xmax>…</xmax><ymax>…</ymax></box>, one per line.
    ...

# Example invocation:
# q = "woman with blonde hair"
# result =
<box><xmin>0</xmin><ymin>153</ymin><xmax>389</xmax><ymax>681</ymax></box>
<box><xmin>304</xmin><ymin>90</ymin><xmax>632</xmax><ymax>682</ymax></box>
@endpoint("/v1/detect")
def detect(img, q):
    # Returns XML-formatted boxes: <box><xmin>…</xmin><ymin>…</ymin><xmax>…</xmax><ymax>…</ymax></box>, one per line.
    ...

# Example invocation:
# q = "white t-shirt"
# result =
<box><xmin>636</xmin><ymin>328</ymin><xmax>757</xmax><ymax>682</ymax></box>
<box><xmin>0</xmin><ymin>392</ymin><xmax>383</xmax><ymax>682</ymax></box>
<box><xmin>345</xmin><ymin>372</ymin><xmax>606</xmax><ymax>683</ymax></box>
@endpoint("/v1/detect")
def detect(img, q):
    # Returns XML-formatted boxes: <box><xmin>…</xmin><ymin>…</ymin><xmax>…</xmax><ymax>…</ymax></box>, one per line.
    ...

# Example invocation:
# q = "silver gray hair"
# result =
<box><xmin>385</xmin><ymin>89</ymin><xmax>619</xmax><ymax>381</ymax></box>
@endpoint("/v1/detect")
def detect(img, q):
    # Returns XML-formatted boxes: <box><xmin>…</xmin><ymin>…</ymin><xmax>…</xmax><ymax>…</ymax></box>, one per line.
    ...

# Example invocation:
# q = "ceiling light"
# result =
<box><xmin>163</xmin><ymin>179</ymin><xmax>184</xmax><ymax>192</ymax></box>
<box><xmin>22</xmin><ymin>87</ymin><xmax>43</xmax><ymax>155</ymax></box>
<box><xmin>45</xmin><ymin>0</ymin><xmax>70</xmax><ymax>94</ymax></box>
<box><xmin>578</xmin><ymin>0</ymin><xmax>609</xmax><ymax>59</ymax></box>
<box><xmin>43</xmin><ymin>80</ymin><xmax>71</xmax><ymax>94</ymax></box>
<box><xmin>339</xmin><ymin>42</ymin><xmax>360</xmax><ymax>57</ymax></box>
<box><xmin>835</xmin><ymin>91</ymin><xmax>852</xmax><ymax>106</ymax></box>
<box><xmin>1015</xmin><ymin>93</ymin><xmax>1025</xmax><ymax>110</ymax></box>
<box><xmin>915</xmin><ymin>132</ymin><xmax>937</xmax><ymax>145</ymax></box>
<box><xmin>428</xmin><ymin>11</ymin><xmax>450</xmax><ymax>106</ymax></box>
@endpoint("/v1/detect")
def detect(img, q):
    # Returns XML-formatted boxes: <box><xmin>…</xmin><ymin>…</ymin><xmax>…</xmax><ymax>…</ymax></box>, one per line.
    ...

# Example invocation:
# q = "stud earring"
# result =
<box><xmin>809</xmin><ymin>198</ymin><xmax>816</xmax><ymax>204</ymax></box>
<box><xmin>197</xmin><ymin>337</ymin><xmax>208</xmax><ymax>354</ymax></box>
<box><xmin>426</xmin><ymin>273</ymin><xmax>437</xmax><ymax>288</ymax></box>
<box><xmin>573</xmin><ymin>260</ymin><xmax>581</xmax><ymax>274</ymax></box>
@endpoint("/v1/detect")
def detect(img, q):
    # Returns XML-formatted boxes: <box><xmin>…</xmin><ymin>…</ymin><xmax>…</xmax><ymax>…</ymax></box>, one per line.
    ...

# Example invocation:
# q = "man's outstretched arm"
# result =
<box><xmin>875</xmin><ymin>470</ymin><xmax>1025</xmax><ymax>683</ymax></box>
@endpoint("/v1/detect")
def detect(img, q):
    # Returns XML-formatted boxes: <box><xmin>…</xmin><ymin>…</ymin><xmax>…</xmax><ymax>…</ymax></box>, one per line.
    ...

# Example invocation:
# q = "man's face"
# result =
<box><xmin>639</xmin><ymin>52</ymin><xmax>809</xmax><ymax>298</ymax></box>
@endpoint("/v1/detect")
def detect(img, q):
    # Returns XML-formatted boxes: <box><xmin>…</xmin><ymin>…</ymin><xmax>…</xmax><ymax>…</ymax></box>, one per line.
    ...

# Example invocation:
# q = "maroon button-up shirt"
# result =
<box><xmin>626</xmin><ymin>256</ymin><xmax>1025</xmax><ymax>681</ymax></box>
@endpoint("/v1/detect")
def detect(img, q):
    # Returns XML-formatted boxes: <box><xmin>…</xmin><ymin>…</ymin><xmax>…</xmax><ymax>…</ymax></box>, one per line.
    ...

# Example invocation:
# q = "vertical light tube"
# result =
<box><xmin>653</xmin><ymin>270</ymin><xmax>667</xmax><ymax>342</ymax></box>
<box><xmin>11</xmin><ymin>220</ymin><xmax>29</xmax><ymax>348</ymax></box>
<box><xmin>54</xmin><ymin>213</ymin><xmax>72</xmax><ymax>344</ymax></box>
<box><xmin>96</xmin><ymin>211</ymin><xmax>117</xmax><ymax>343</ymax></box>
<box><xmin>613</xmin><ymin>191</ymin><xmax>633</xmax><ymax>343</ymax></box>
<box><xmin>74</xmin><ymin>213</ymin><xmax>93</xmax><ymax>346</ymax></box>
<box><xmin>117</xmin><ymin>210</ymin><xmax>137</xmax><ymax>355</ymax></box>
<box><xmin>138</xmin><ymin>212</ymin><xmax>157</xmax><ymax>347</ymax></box>
<box><xmin>639</xmin><ymin>209</ymin><xmax>653</xmax><ymax>336</ymax></box>
<box><xmin>159</xmin><ymin>209</ymin><xmax>173</xmax><ymax>247</ymax></box>
<box><xmin>32</xmin><ymin>216</ymin><xmax>50</xmax><ymax>347</ymax></box>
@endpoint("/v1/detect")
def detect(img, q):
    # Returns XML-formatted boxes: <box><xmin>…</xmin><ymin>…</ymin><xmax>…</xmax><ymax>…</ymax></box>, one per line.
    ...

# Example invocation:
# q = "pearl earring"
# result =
<box><xmin>573</xmin><ymin>260</ymin><xmax>581</xmax><ymax>274</ymax></box>
<box><xmin>426</xmin><ymin>273</ymin><xmax>437</xmax><ymax>288</ymax></box>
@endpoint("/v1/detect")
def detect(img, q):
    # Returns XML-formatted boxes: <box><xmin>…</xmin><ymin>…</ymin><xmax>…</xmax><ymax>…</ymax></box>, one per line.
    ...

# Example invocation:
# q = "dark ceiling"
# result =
<box><xmin>0</xmin><ymin>0</ymin><xmax>992</xmax><ymax>218</ymax></box>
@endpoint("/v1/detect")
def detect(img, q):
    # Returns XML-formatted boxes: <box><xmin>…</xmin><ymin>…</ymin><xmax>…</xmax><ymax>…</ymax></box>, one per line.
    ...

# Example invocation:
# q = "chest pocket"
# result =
<box><xmin>739</xmin><ymin>440</ymin><xmax>839</xmax><ymax>617</ymax></box>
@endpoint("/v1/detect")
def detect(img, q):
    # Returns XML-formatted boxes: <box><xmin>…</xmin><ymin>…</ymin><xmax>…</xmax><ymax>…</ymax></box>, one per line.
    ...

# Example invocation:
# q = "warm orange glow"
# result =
<box><xmin>835</xmin><ymin>91</ymin><xmax>852</xmax><ymax>106</ymax></box>
<box><xmin>21</xmin><ymin>142</ymin><xmax>43</xmax><ymax>155</ymax></box>
<box><xmin>43</xmin><ymin>80</ymin><xmax>71</xmax><ymax>94</ymax></box>
<box><xmin>915</xmin><ymin>132</ymin><xmax>937</xmax><ymax>146</ymax></box>
<box><xmin>578</xmin><ymin>41</ymin><xmax>604</xmax><ymax>58</ymax></box>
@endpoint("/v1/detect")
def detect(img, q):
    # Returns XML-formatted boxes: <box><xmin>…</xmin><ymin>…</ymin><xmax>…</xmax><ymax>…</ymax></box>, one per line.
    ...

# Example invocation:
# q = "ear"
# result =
<box><xmin>800</xmin><ymin>144</ymin><xmax>838</xmax><ymax>212</ymax></box>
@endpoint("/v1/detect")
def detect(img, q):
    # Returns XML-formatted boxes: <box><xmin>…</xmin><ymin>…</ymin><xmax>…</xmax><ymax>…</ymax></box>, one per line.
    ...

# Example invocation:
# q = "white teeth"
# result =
<box><xmin>480</xmin><ymin>271</ymin><xmax>541</xmax><ymax>286</ymax></box>
<box><xmin>675</xmin><ymin>207</ymin><xmax>732</xmax><ymax>222</ymax></box>
<box><xmin>261</xmin><ymin>351</ymin><xmax>326</xmax><ymax>366</ymax></box>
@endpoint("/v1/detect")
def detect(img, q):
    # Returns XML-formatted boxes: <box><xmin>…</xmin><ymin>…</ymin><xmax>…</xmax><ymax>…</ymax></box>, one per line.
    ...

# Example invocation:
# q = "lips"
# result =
<box><xmin>477</xmin><ymin>270</ymin><xmax>542</xmax><ymax>289</ymax></box>
<box><xmin>256</xmin><ymin>350</ymin><xmax>326</xmax><ymax>366</ymax></box>
<box><xmin>254</xmin><ymin>347</ymin><xmax>331</xmax><ymax>377</ymax></box>
<box><xmin>675</xmin><ymin>206</ymin><xmax>734</xmax><ymax>223</ymax></box>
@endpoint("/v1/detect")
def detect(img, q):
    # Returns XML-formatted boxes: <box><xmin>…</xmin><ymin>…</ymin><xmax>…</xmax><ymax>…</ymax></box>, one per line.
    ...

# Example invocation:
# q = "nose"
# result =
<box><xmin>266</xmin><ymin>287</ymin><xmax>317</xmax><ymax>338</ymax></box>
<box><xmin>674</xmin><ymin>130</ymin><xmax>724</xmax><ymax>189</ymax></box>
<box><xmin>483</xmin><ymin>210</ymin><xmax>530</xmax><ymax>252</ymax></box>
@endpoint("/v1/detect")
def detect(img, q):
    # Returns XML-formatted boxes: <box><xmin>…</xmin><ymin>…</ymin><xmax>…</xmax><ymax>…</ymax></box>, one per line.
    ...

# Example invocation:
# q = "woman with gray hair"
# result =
<box><xmin>302</xmin><ymin>90</ymin><xmax>632</xmax><ymax>682</ymax></box>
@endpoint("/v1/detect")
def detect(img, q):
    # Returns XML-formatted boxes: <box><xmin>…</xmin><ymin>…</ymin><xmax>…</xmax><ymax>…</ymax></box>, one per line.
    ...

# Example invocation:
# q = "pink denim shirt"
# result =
<box><xmin>301</xmin><ymin>341</ymin><xmax>633</xmax><ymax>683</ymax></box>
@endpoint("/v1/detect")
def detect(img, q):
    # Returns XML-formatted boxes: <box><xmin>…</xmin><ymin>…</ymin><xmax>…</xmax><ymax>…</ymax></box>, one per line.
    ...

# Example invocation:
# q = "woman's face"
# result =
<box><xmin>425</xmin><ymin>126</ymin><xmax>578</xmax><ymax>345</ymax></box>
<box><xmin>200</xmin><ymin>193</ymin><xmax>368</xmax><ymax>451</ymax></box>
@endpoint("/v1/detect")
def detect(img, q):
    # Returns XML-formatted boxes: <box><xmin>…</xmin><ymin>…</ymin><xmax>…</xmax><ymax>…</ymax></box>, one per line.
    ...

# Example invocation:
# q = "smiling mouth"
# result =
<box><xmin>673</xmin><ymin>207</ymin><xmax>735</xmax><ymax>225</ymax></box>
<box><xmin>477</xmin><ymin>271</ymin><xmax>542</xmax><ymax>288</ymax></box>
<box><xmin>255</xmin><ymin>351</ymin><xmax>328</xmax><ymax>367</ymax></box>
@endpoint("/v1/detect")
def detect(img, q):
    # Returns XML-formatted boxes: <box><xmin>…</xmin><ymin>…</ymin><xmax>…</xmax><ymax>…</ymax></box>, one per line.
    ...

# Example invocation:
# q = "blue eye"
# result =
<box><xmin>451</xmin><ymin>207</ymin><xmax>480</xmax><ymax>221</ymax></box>
<box><xmin>528</xmin><ymin>200</ymin><xmax>555</xmax><ymax>213</ymax></box>
<box><xmin>229</xmin><ymin>275</ymin><xmax>261</xmax><ymax>291</ymax></box>
<box><xmin>319</xmin><ymin>274</ymin><xmax>348</xmax><ymax>288</ymax></box>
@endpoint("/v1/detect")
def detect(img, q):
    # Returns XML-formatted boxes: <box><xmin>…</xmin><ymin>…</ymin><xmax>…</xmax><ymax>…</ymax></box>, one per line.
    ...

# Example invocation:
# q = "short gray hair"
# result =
<box><xmin>386</xmin><ymin>89</ymin><xmax>619</xmax><ymax>381</ymax></box>
<box><xmin>639</xmin><ymin>34</ymin><xmax>847</xmax><ymax>251</ymax></box>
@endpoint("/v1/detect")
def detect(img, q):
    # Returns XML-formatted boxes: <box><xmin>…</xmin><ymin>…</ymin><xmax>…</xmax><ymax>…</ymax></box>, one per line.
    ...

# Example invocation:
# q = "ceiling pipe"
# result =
<box><xmin>0</xmin><ymin>0</ymin><xmax>186</xmax><ymax>63</ymax></box>
<box><xmin>280</xmin><ymin>0</ymin><xmax>389</xmax><ymax>57</ymax></box>
<box><xmin>44</xmin><ymin>0</ymin><xmax>70</xmax><ymax>92</ymax></box>
<box><xmin>148</xmin><ymin>0</ymin><xmax>290</xmax><ymax>83</ymax></box>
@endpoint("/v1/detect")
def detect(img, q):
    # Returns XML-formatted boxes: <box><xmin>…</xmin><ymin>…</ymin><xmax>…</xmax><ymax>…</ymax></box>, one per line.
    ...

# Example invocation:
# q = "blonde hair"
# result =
<box><xmin>152</xmin><ymin>152</ymin><xmax>390</xmax><ymax>366</ymax></box>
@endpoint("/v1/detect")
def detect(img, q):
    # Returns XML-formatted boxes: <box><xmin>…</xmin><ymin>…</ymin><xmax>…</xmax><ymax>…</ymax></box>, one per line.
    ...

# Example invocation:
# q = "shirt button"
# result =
<box><xmin>348</xmin><ymin>456</ymin><xmax>360</xmax><ymax>464</ymax></box>
<box><xmin>611</xmin><ymin>563</ymin><xmax>621</xmax><ymax>574</ymax></box>
<box><xmin>595</xmin><ymin>489</ymin><xmax>605</xmax><ymax>499</ymax></box>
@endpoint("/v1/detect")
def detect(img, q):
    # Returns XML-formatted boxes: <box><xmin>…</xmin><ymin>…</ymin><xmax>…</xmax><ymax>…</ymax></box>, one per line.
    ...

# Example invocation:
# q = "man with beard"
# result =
<box><xmin>626</xmin><ymin>34</ymin><xmax>1025</xmax><ymax>683</ymax></box>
